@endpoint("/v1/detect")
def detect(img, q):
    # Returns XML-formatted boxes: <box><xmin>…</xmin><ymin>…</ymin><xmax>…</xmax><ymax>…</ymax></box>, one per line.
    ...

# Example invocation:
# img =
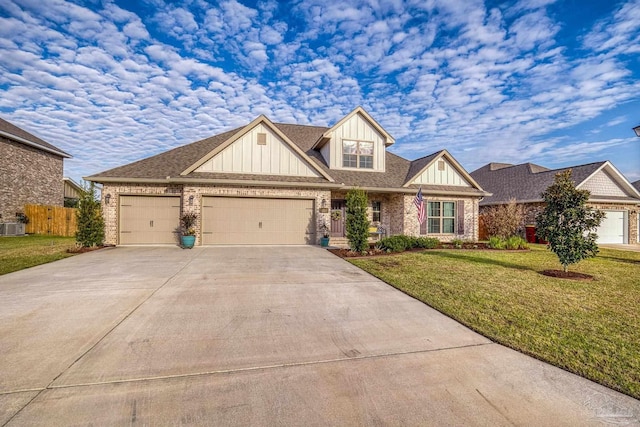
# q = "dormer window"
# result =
<box><xmin>343</xmin><ymin>140</ymin><xmax>373</xmax><ymax>169</ymax></box>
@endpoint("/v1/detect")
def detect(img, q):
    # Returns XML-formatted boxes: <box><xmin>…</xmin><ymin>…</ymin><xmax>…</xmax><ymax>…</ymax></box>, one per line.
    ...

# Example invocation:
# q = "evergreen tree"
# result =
<box><xmin>345</xmin><ymin>188</ymin><xmax>370</xmax><ymax>253</ymax></box>
<box><xmin>536</xmin><ymin>170</ymin><xmax>605</xmax><ymax>272</ymax></box>
<box><xmin>76</xmin><ymin>182</ymin><xmax>105</xmax><ymax>247</ymax></box>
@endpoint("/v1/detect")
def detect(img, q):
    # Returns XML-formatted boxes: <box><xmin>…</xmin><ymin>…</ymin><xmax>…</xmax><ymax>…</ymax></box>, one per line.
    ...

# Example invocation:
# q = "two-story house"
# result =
<box><xmin>86</xmin><ymin>107</ymin><xmax>489</xmax><ymax>246</ymax></box>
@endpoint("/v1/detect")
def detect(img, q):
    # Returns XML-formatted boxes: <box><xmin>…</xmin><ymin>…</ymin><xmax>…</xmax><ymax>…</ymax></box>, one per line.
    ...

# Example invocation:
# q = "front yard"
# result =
<box><xmin>350</xmin><ymin>245</ymin><xmax>640</xmax><ymax>399</ymax></box>
<box><xmin>0</xmin><ymin>235</ymin><xmax>77</xmax><ymax>275</ymax></box>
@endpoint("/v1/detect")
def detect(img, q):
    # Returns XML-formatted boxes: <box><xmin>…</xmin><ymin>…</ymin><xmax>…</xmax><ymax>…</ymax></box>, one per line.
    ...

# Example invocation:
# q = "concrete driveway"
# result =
<box><xmin>1</xmin><ymin>246</ymin><xmax>638</xmax><ymax>426</ymax></box>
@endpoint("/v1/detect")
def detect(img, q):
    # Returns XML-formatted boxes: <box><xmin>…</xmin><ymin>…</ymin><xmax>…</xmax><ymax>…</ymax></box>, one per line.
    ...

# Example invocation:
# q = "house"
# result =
<box><xmin>63</xmin><ymin>177</ymin><xmax>85</xmax><ymax>208</ymax></box>
<box><xmin>470</xmin><ymin>162</ymin><xmax>640</xmax><ymax>244</ymax></box>
<box><xmin>86</xmin><ymin>107</ymin><xmax>489</xmax><ymax>246</ymax></box>
<box><xmin>0</xmin><ymin>117</ymin><xmax>71</xmax><ymax>221</ymax></box>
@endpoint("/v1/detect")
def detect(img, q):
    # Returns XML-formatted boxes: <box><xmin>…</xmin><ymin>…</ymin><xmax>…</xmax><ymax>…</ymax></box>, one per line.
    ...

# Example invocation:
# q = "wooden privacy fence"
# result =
<box><xmin>24</xmin><ymin>204</ymin><xmax>78</xmax><ymax>237</ymax></box>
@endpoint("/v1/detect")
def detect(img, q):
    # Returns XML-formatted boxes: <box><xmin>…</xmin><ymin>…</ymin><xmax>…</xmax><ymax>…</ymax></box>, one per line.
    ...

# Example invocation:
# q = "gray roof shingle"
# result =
<box><xmin>470</xmin><ymin>161</ymin><xmax>636</xmax><ymax>205</ymax></box>
<box><xmin>88</xmin><ymin>121</ymin><xmax>485</xmax><ymax>195</ymax></box>
<box><xmin>0</xmin><ymin>117</ymin><xmax>70</xmax><ymax>157</ymax></box>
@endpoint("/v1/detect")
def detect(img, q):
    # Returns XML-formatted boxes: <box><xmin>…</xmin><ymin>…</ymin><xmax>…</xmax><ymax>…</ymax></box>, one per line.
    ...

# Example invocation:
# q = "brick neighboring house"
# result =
<box><xmin>470</xmin><ymin>162</ymin><xmax>640</xmax><ymax>244</ymax></box>
<box><xmin>86</xmin><ymin>107</ymin><xmax>490</xmax><ymax>246</ymax></box>
<box><xmin>0</xmin><ymin>117</ymin><xmax>71</xmax><ymax>221</ymax></box>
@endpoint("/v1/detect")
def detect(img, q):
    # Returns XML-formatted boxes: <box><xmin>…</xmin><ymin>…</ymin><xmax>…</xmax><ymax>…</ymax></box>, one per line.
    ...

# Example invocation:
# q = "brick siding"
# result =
<box><xmin>0</xmin><ymin>137</ymin><xmax>64</xmax><ymax>221</ymax></box>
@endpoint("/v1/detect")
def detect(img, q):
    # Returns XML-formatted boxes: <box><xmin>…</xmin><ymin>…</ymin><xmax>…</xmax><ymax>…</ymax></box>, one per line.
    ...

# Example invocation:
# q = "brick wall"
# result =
<box><xmin>100</xmin><ymin>183</ymin><xmax>330</xmax><ymax>245</ymax></box>
<box><xmin>0</xmin><ymin>137</ymin><xmax>64</xmax><ymax>221</ymax></box>
<box><xmin>403</xmin><ymin>195</ymin><xmax>479</xmax><ymax>241</ymax></box>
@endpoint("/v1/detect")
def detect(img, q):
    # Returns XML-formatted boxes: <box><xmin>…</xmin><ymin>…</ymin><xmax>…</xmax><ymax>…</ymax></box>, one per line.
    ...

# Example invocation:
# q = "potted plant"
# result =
<box><xmin>319</xmin><ymin>221</ymin><xmax>330</xmax><ymax>247</ymax></box>
<box><xmin>180</xmin><ymin>212</ymin><xmax>197</xmax><ymax>248</ymax></box>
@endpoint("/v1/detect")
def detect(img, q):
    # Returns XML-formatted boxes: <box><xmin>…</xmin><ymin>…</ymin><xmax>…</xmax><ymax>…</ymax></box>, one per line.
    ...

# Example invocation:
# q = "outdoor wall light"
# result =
<box><xmin>189</xmin><ymin>195</ymin><xmax>194</xmax><ymax>206</ymax></box>
<box><xmin>321</xmin><ymin>198</ymin><xmax>327</xmax><ymax>209</ymax></box>
<box><xmin>633</xmin><ymin>125</ymin><xmax>640</xmax><ymax>137</ymax></box>
<box><xmin>105</xmin><ymin>194</ymin><xmax>111</xmax><ymax>205</ymax></box>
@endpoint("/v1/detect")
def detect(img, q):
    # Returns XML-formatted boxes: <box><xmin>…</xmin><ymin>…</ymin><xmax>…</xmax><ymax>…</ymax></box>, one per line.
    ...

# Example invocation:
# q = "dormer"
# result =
<box><xmin>312</xmin><ymin>107</ymin><xmax>394</xmax><ymax>172</ymax></box>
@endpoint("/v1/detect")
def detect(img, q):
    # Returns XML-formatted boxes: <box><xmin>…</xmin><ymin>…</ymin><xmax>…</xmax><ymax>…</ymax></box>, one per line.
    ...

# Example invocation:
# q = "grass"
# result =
<box><xmin>0</xmin><ymin>235</ymin><xmax>77</xmax><ymax>275</ymax></box>
<box><xmin>350</xmin><ymin>245</ymin><xmax>640</xmax><ymax>399</ymax></box>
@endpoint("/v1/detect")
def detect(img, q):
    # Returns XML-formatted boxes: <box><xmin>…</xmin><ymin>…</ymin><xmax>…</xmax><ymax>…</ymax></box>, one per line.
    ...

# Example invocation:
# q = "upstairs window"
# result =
<box><xmin>343</xmin><ymin>140</ymin><xmax>373</xmax><ymax>169</ymax></box>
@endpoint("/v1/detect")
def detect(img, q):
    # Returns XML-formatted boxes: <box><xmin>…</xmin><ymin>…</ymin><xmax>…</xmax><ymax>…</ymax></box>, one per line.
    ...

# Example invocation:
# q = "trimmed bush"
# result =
<box><xmin>345</xmin><ymin>188</ymin><xmax>370</xmax><ymax>253</ymax></box>
<box><xmin>415</xmin><ymin>237</ymin><xmax>439</xmax><ymax>249</ymax></box>
<box><xmin>377</xmin><ymin>235</ymin><xmax>415</xmax><ymax>252</ymax></box>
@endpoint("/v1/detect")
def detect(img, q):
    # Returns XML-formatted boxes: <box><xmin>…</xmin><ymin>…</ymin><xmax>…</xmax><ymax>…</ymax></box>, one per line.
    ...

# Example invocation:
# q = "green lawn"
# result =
<box><xmin>0</xmin><ymin>235</ymin><xmax>77</xmax><ymax>275</ymax></box>
<box><xmin>350</xmin><ymin>245</ymin><xmax>640</xmax><ymax>399</ymax></box>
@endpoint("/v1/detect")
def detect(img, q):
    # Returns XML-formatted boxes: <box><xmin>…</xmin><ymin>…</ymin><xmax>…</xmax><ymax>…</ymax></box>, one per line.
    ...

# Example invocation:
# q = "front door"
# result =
<box><xmin>330</xmin><ymin>200</ymin><xmax>346</xmax><ymax>237</ymax></box>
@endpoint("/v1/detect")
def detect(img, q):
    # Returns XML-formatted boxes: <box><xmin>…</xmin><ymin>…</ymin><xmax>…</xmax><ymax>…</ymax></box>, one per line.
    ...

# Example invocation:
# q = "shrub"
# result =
<box><xmin>415</xmin><ymin>237</ymin><xmax>439</xmax><ymax>249</ymax></box>
<box><xmin>505</xmin><ymin>236</ymin><xmax>529</xmax><ymax>250</ymax></box>
<box><xmin>345</xmin><ymin>188</ymin><xmax>370</xmax><ymax>253</ymax></box>
<box><xmin>76</xmin><ymin>183</ymin><xmax>105</xmax><ymax>247</ymax></box>
<box><xmin>481</xmin><ymin>199</ymin><xmax>525</xmax><ymax>239</ymax></box>
<box><xmin>488</xmin><ymin>236</ymin><xmax>506</xmax><ymax>249</ymax></box>
<box><xmin>377</xmin><ymin>235</ymin><xmax>416</xmax><ymax>252</ymax></box>
<box><xmin>451</xmin><ymin>238</ymin><xmax>464</xmax><ymax>249</ymax></box>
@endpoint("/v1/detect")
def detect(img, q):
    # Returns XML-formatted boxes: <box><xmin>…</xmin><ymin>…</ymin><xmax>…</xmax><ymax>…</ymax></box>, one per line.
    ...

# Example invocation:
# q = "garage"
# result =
<box><xmin>596</xmin><ymin>211</ymin><xmax>626</xmax><ymax>244</ymax></box>
<box><xmin>201</xmin><ymin>197</ymin><xmax>315</xmax><ymax>245</ymax></box>
<box><xmin>119</xmin><ymin>196</ymin><xmax>181</xmax><ymax>245</ymax></box>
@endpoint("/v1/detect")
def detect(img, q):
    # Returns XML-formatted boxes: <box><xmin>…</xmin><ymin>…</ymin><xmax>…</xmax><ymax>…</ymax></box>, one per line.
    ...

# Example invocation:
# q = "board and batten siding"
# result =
<box><xmin>324</xmin><ymin>113</ymin><xmax>386</xmax><ymax>172</ymax></box>
<box><xmin>196</xmin><ymin>124</ymin><xmax>320</xmax><ymax>177</ymax></box>
<box><xmin>411</xmin><ymin>158</ymin><xmax>471</xmax><ymax>186</ymax></box>
<box><xmin>579</xmin><ymin>169</ymin><xmax>628</xmax><ymax>197</ymax></box>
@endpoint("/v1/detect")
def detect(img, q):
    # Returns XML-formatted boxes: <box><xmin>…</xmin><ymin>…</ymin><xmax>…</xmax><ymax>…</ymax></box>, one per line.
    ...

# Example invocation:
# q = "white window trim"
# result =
<box><xmin>342</xmin><ymin>139</ymin><xmax>374</xmax><ymax>170</ymax></box>
<box><xmin>422</xmin><ymin>201</ymin><xmax>456</xmax><ymax>235</ymax></box>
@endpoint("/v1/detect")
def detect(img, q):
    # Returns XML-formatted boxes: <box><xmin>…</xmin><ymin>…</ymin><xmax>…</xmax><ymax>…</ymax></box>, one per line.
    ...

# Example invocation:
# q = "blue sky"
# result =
<box><xmin>1</xmin><ymin>0</ymin><xmax>639</xmax><ymax>183</ymax></box>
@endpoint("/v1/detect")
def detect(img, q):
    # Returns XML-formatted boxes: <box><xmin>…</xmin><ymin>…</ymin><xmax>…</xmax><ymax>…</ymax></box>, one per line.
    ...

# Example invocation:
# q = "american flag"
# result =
<box><xmin>413</xmin><ymin>187</ymin><xmax>425</xmax><ymax>225</ymax></box>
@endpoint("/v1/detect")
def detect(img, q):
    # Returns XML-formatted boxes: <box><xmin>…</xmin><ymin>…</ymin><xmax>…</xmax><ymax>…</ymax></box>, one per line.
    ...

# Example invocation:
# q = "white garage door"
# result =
<box><xmin>596</xmin><ymin>211</ymin><xmax>625</xmax><ymax>244</ymax></box>
<box><xmin>201</xmin><ymin>197</ymin><xmax>315</xmax><ymax>245</ymax></box>
<box><xmin>119</xmin><ymin>196</ymin><xmax>181</xmax><ymax>245</ymax></box>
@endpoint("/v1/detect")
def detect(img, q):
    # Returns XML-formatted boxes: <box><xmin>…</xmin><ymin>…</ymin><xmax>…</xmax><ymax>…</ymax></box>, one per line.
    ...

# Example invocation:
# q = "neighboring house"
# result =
<box><xmin>0</xmin><ymin>117</ymin><xmax>71</xmax><ymax>221</ymax></box>
<box><xmin>86</xmin><ymin>107</ymin><xmax>489</xmax><ymax>246</ymax></box>
<box><xmin>470</xmin><ymin>162</ymin><xmax>640</xmax><ymax>244</ymax></box>
<box><xmin>63</xmin><ymin>177</ymin><xmax>85</xmax><ymax>207</ymax></box>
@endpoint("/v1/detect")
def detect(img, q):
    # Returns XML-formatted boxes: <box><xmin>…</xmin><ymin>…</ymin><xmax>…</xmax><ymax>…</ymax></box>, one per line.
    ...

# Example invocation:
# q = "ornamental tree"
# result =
<box><xmin>345</xmin><ymin>188</ymin><xmax>370</xmax><ymax>253</ymax></box>
<box><xmin>76</xmin><ymin>182</ymin><xmax>105</xmax><ymax>247</ymax></box>
<box><xmin>535</xmin><ymin>170</ymin><xmax>605</xmax><ymax>272</ymax></box>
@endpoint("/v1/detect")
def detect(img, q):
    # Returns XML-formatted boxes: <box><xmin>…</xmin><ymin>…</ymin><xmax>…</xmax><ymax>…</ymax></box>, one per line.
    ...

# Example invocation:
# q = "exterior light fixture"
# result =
<box><xmin>105</xmin><ymin>194</ymin><xmax>111</xmax><ymax>205</ymax></box>
<box><xmin>189</xmin><ymin>195</ymin><xmax>194</xmax><ymax>206</ymax></box>
<box><xmin>319</xmin><ymin>198</ymin><xmax>329</xmax><ymax>213</ymax></box>
<box><xmin>633</xmin><ymin>125</ymin><xmax>640</xmax><ymax>137</ymax></box>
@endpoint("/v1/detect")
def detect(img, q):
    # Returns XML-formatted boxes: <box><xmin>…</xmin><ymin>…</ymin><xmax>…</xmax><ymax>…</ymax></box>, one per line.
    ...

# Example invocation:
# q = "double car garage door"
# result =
<box><xmin>119</xmin><ymin>196</ymin><xmax>315</xmax><ymax>245</ymax></box>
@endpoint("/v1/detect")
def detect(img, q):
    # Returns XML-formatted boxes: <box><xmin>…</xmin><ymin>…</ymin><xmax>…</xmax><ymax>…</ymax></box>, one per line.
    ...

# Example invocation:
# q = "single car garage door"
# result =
<box><xmin>596</xmin><ymin>211</ymin><xmax>626</xmax><ymax>244</ymax></box>
<box><xmin>201</xmin><ymin>197</ymin><xmax>315</xmax><ymax>245</ymax></box>
<box><xmin>119</xmin><ymin>196</ymin><xmax>181</xmax><ymax>245</ymax></box>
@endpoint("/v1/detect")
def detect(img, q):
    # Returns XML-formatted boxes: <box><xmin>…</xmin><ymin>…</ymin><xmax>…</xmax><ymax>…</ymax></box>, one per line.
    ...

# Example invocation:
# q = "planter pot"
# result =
<box><xmin>320</xmin><ymin>236</ymin><xmax>330</xmax><ymax>247</ymax></box>
<box><xmin>181</xmin><ymin>235</ymin><xmax>196</xmax><ymax>249</ymax></box>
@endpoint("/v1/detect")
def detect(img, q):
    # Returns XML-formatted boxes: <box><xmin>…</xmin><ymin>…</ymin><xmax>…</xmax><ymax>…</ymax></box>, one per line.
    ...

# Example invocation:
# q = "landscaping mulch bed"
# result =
<box><xmin>329</xmin><ymin>242</ymin><xmax>493</xmax><ymax>259</ymax></box>
<box><xmin>540</xmin><ymin>269</ymin><xmax>594</xmax><ymax>280</ymax></box>
<box><xmin>67</xmin><ymin>245</ymin><xmax>110</xmax><ymax>254</ymax></box>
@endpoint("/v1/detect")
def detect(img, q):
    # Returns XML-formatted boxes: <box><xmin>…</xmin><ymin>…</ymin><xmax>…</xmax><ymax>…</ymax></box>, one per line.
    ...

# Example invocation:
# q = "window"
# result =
<box><xmin>372</xmin><ymin>201</ymin><xmax>381</xmax><ymax>222</ymax></box>
<box><xmin>424</xmin><ymin>201</ymin><xmax>456</xmax><ymax>234</ymax></box>
<box><xmin>342</xmin><ymin>140</ymin><xmax>374</xmax><ymax>169</ymax></box>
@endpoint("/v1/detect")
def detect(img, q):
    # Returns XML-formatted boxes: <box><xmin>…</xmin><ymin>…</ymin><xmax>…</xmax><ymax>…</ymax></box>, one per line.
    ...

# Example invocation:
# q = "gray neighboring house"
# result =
<box><xmin>0</xmin><ymin>117</ymin><xmax>71</xmax><ymax>221</ymax></box>
<box><xmin>470</xmin><ymin>161</ymin><xmax>640</xmax><ymax>244</ymax></box>
<box><xmin>86</xmin><ymin>107</ymin><xmax>490</xmax><ymax>246</ymax></box>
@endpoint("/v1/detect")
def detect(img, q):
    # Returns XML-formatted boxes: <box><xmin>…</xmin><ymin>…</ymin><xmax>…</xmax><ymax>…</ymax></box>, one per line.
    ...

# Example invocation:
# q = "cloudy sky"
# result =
<box><xmin>1</xmin><ymin>0</ymin><xmax>639</xmax><ymax>183</ymax></box>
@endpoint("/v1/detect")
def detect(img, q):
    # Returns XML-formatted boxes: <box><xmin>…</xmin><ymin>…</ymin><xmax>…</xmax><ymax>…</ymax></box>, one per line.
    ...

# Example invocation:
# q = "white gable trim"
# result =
<box><xmin>404</xmin><ymin>150</ymin><xmax>485</xmax><ymax>191</ymax></box>
<box><xmin>314</xmin><ymin>106</ymin><xmax>395</xmax><ymax>149</ymax></box>
<box><xmin>576</xmin><ymin>161</ymin><xmax>640</xmax><ymax>199</ymax></box>
<box><xmin>181</xmin><ymin>116</ymin><xmax>334</xmax><ymax>182</ymax></box>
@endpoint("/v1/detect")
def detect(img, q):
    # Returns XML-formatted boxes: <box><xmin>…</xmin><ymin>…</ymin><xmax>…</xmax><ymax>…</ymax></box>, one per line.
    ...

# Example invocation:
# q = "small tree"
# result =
<box><xmin>535</xmin><ymin>170</ymin><xmax>605</xmax><ymax>272</ymax></box>
<box><xmin>481</xmin><ymin>198</ymin><xmax>525</xmax><ymax>239</ymax></box>
<box><xmin>76</xmin><ymin>182</ymin><xmax>105</xmax><ymax>247</ymax></box>
<box><xmin>345</xmin><ymin>188</ymin><xmax>370</xmax><ymax>253</ymax></box>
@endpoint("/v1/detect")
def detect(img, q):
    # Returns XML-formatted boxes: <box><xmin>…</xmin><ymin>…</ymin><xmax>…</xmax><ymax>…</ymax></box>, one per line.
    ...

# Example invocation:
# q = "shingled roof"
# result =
<box><xmin>0</xmin><ymin>117</ymin><xmax>70</xmax><ymax>158</ymax></box>
<box><xmin>470</xmin><ymin>161</ymin><xmax>639</xmax><ymax>205</ymax></box>
<box><xmin>87</xmin><ymin>120</ymin><xmax>486</xmax><ymax>196</ymax></box>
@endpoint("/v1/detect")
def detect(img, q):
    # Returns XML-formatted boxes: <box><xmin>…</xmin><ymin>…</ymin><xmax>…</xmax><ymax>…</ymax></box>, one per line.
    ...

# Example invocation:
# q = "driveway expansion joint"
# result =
<box><xmin>44</xmin><ymin>342</ymin><xmax>495</xmax><ymax>391</ymax></box>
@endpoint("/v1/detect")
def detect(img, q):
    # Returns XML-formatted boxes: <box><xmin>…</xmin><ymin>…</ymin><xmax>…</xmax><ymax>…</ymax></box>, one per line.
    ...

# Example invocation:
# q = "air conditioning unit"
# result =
<box><xmin>0</xmin><ymin>223</ymin><xmax>25</xmax><ymax>236</ymax></box>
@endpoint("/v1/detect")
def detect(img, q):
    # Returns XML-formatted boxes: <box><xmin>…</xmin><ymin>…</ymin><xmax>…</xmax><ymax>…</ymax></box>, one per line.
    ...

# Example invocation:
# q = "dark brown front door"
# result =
<box><xmin>330</xmin><ymin>200</ymin><xmax>345</xmax><ymax>237</ymax></box>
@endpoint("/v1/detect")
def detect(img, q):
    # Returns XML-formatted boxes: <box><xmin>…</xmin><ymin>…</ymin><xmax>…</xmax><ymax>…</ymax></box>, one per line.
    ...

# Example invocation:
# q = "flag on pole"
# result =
<box><xmin>413</xmin><ymin>187</ymin><xmax>425</xmax><ymax>225</ymax></box>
